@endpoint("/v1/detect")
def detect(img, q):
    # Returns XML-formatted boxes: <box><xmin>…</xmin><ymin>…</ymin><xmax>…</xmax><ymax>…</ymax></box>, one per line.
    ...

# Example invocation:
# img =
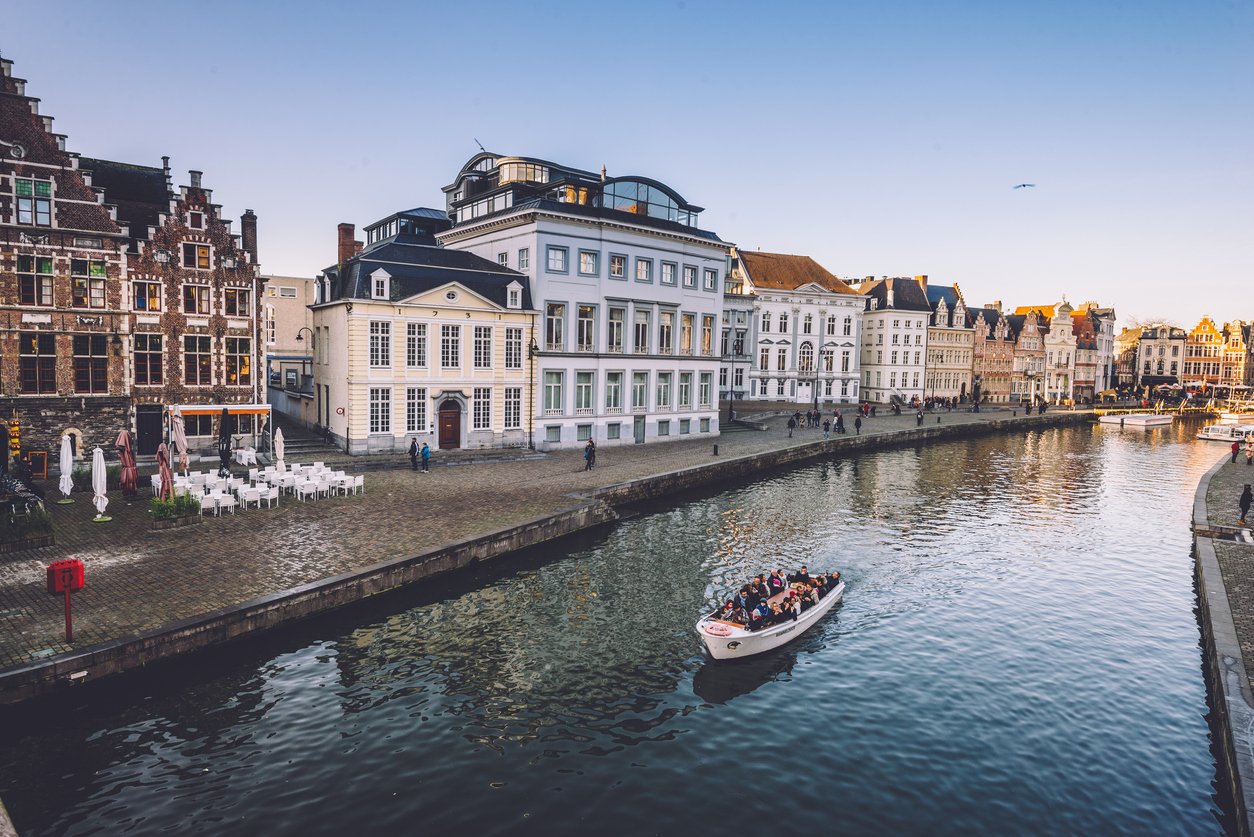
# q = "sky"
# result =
<box><xmin>6</xmin><ymin>0</ymin><xmax>1252</xmax><ymax>329</ymax></box>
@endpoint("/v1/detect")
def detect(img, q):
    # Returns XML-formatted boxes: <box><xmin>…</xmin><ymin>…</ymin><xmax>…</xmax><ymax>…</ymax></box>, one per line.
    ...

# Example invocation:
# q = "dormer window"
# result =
<box><xmin>370</xmin><ymin>268</ymin><xmax>390</xmax><ymax>300</ymax></box>
<box><xmin>507</xmin><ymin>281</ymin><xmax>522</xmax><ymax>309</ymax></box>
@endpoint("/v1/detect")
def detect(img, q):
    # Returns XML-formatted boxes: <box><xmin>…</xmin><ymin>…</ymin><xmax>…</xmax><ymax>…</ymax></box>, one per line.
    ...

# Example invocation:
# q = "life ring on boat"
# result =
<box><xmin>705</xmin><ymin>622</ymin><xmax>733</xmax><ymax>636</ymax></box>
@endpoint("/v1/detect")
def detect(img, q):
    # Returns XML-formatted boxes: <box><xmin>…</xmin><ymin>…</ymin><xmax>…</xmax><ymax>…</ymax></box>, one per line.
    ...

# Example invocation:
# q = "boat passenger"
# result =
<box><xmin>752</xmin><ymin>576</ymin><xmax>771</xmax><ymax>601</ymax></box>
<box><xmin>767</xmin><ymin>570</ymin><xmax>786</xmax><ymax>596</ymax></box>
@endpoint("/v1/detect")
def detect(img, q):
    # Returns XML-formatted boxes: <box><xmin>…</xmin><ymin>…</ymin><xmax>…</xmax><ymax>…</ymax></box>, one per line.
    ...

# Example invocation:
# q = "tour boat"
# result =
<box><xmin>696</xmin><ymin>580</ymin><xmax>845</xmax><ymax>660</ymax></box>
<box><xmin>1098</xmin><ymin>414</ymin><xmax>1174</xmax><ymax>428</ymax></box>
<box><xmin>1196</xmin><ymin>424</ymin><xmax>1254</xmax><ymax>443</ymax></box>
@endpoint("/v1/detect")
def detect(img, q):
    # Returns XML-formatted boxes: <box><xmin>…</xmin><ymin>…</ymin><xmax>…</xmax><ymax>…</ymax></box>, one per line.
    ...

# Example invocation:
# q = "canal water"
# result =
<box><xmin>0</xmin><ymin>423</ymin><xmax>1231</xmax><ymax>835</ymax></box>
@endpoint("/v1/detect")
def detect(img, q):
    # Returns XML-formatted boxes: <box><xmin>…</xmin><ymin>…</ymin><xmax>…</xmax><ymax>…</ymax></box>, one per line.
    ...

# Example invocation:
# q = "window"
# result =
<box><xmin>608</xmin><ymin>308</ymin><xmax>625</xmax><ymax>353</ymax></box>
<box><xmin>658</xmin><ymin>420</ymin><xmax>670</xmax><ymax>437</ymax></box>
<box><xmin>661</xmin><ymin>262</ymin><xmax>677</xmax><ymax>285</ymax></box>
<box><xmin>71</xmin><ymin>259</ymin><xmax>107</xmax><ymax>309</ymax></box>
<box><xmin>761</xmin><ymin>346</ymin><xmax>771</xmax><ymax>370</ymax></box>
<box><xmin>474</xmin><ymin>387</ymin><xmax>492</xmax><ymax>430</ymax></box>
<box><xmin>505</xmin><ymin>327</ymin><xmax>523</xmax><ymax>369</ymax></box>
<box><xmin>133</xmin><ymin>334</ymin><xmax>163</xmax><ymax>386</ymax></box>
<box><xmin>225</xmin><ymin>288</ymin><xmax>251</xmax><ymax>317</ymax></box>
<box><xmin>842</xmin><ymin>350</ymin><xmax>851</xmax><ymax>372</ymax></box>
<box><xmin>518</xmin><ymin>248</ymin><xmax>530</xmax><ymax>270</ymax></box>
<box><xmin>546</xmin><ymin>303</ymin><xmax>565</xmax><ymax>351</ymax></box>
<box><xmin>735</xmin><ymin>367</ymin><xmax>744</xmax><ymax>388</ymax></box>
<box><xmin>803</xmin><ymin>314</ymin><xmax>813</xmax><ymax>335</ymax></box>
<box><xmin>133</xmin><ymin>279</ymin><xmax>161</xmax><ymax>311</ymax></box>
<box><xmin>407</xmin><ymin>323</ymin><xmax>427</xmax><ymax>367</ymax></box>
<box><xmin>441</xmin><ymin>324</ymin><xmax>461</xmax><ymax>368</ymax></box>
<box><xmin>683</xmin><ymin>265</ymin><xmax>697</xmax><ymax>289</ymax></box>
<box><xmin>189</xmin><ymin>211</ymin><xmax>204</xmax><ymax>230</ymax></box>
<box><xmin>778</xmin><ymin>379</ymin><xmax>786</xmax><ymax>396</ymax></box>
<box><xmin>369</xmin><ymin>321</ymin><xmax>391</xmax><ymax>367</ymax></box>
<box><xmin>16</xmin><ymin>178</ymin><xmax>53</xmax><ymax>226</ymax></box>
<box><xmin>183</xmin><ymin>284</ymin><xmax>210</xmax><ymax>314</ymax></box>
<box><xmin>17</xmin><ymin>255</ymin><xmax>53</xmax><ymax>306</ymax></box>
<box><xmin>823</xmin><ymin>351</ymin><xmax>833</xmax><ymax>372</ymax></box>
<box><xmin>701</xmin><ymin>316</ymin><xmax>714</xmax><ymax>356</ymax></box>
<box><xmin>182</xmin><ymin>243</ymin><xmax>211</xmax><ymax>269</ymax></box>
<box><xmin>634</xmin><ymin>310</ymin><xmax>651</xmax><ymax>353</ymax></box>
<box><xmin>72</xmin><ymin>335</ymin><xmax>109</xmax><ymax>393</ymax></box>
<box><xmin>799</xmin><ymin>342</ymin><xmax>814</xmax><ymax>372</ymax></box>
<box><xmin>184</xmin><ymin>335</ymin><xmax>212</xmax><ymax>385</ymax></box>
<box><xmin>498</xmin><ymin>253</ymin><xmax>508</xmax><ymax>267</ymax></box>
<box><xmin>606</xmin><ymin>372</ymin><xmax>623</xmax><ymax>412</ymax></box>
<box><xmin>609</xmin><ymin>254</ymin><xmax>626</xmax><ymax>279</ymax></box>
<box><xmin>843</xmin><ymin>317</ymin><xmax>853</xmax><ymax>336</ymax></box>
<box><xmin>546</xmin><ymin>246</ymin><xmax>568</xmax><ymax>273</ymax></box>
<box><xmin>703</xmin><ymin>268</ymin><xmax>717</xmax><ymax>291</ymax></box>
<box><xmin>779</xmin><ymin>313</ymin><xmax>789</xmax><ymax>333</ymax></box>
<box><xmin>682</xmin><ymin>314</ymin><xmax>694</xmax><ymax>355</ymax></box>
<box><xmin>225</xmin><ymin>337</ymin><xmax>251</xmax><ymax>385</ymax></box>
<box><xmin>544</xmin><ymin>371</ymin><xmax>564</xmax><ymax>414</ymax></box>
<box><xmin>577</xmin><ymin>305</ymin><xmax>596</xmax><ymax>352</ymax></box>
<box><xmin>372</xmin><ymin>273</ymin><xmax>388</xmax><ymax>299</ymax></box>
<box><xmin>632</xmin><ymin>372</ymin><xmax>649</xmax><ymax>411</ymax></box>
<box><xmin>406</xmin><ymin>387</ymin><xmax>427</xmax><ymax>433</ymax></box>
<box><xmin>699</xmin><ymin>372</ymin><xmax>712</xmax><ymax>407</ymax></box>
<box><xmin>659</xmin><ymin>311</ymin><xmax>674</xmax><ymax>354</ymax></box>
<box><xmin>657</xmin><ymin>372</ymin><xmax>673</xmax><ymax>409</ymax></box>
<box><xmin>607</xmin><ymin>423</ymin><xmax>621</xmax><ymax>440</ymax></box>
<box><xmin>508</xmin><ymin>287</ymin><xmax>521</xmax><ymax>308</ymax></box>
<box><xmin>278</xmin><ymin>286</ymin><xmax>298</xmax><ymax>298</ymax></box>
<box><xmin>679</xmin><ymin>372</ymin><xmax>692</xmax><ymax>408</ymax></box>
<box><xmin>369</xmin><ymin>388</ymin><xmax>391</xmax><ymax>433</ymax></box>
<box><xmin>762</xmin><ymin>312</ymin><xmax>771</xmax><ymax>333</ymax></box>
<box><xmin>19</xmin><ymin>332</ymin><xmax>57</xmax><ymax>394</ymax></box>
<box><xmin>680</xmin><ymin>419</ymin><xmax>691</xmax><ymax>434</ymax></box>
<box><xmin>474</xmin><ymin>326</ymin><xmax>493</xmax><ymax>368</ymax></box>
<box><xmin>777</xmin><ymin>348</ymin><xmax>787</xmax><ymax>371</ymax></box>
<box><xmin>546</xmin><ymin>426</ymin><xmax>561</xmax><ymax>443</ymax></box>
<box><xmin>636</xmin><ymin>258</ymin><xmax>653</xmax><ymax>283</ymax></box>
<box><xmin>579</xmin><ymin>251</ymin><xmax>599</xmax><ymax>276</ymax></box>
<box><xmin>700</xmin><ymin>417</ymin><xmax>711</xmax><ymax>432</ymax></box>
<box><xmin>576</xmin><ymin>372</ymin><xmax>594</xmax><ymax>414</ymax></box>
<box><xmin>504</xmin><ymin>387</ymin><xmax>522</xmax><ymax>430</ymax></box>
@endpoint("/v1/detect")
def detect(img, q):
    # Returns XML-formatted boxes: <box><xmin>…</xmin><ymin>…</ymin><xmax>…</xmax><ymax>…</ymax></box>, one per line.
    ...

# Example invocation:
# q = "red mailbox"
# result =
<box><xmin>47</xmin><ymin>559</ymin><xmax>85</xmax><ymax>594</ymax></box>
<box><xmin>46</xmin><ymin>559</ymin><xmax>85</xmax><ymax>642</ymax></box>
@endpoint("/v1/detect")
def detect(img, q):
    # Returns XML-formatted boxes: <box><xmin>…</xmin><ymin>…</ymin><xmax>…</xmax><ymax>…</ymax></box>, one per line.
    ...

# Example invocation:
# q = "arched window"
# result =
<box><xmin>799</xmin><ymin>342</ymin><xmax>814</xmax><ymax>372</ymax></box>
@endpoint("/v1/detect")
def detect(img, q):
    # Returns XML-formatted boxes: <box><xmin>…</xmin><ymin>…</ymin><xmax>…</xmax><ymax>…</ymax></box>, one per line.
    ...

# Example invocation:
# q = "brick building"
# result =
<box><xmin>970</xmin><ymin>302</ymin><xmax>1016</xmax><ymax>403</ymax></box>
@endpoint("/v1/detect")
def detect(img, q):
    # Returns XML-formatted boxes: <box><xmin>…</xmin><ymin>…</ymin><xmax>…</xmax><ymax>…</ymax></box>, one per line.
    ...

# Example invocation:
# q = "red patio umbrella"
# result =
<box><xmin>115</xmin><ymin>429</ymin><xmax>139</xmax><ymax>501</ymax></box>
<box><xmin>156</xmin><ymin>442</ymin><xmax>174</xmax><ymax>501</ymax></box>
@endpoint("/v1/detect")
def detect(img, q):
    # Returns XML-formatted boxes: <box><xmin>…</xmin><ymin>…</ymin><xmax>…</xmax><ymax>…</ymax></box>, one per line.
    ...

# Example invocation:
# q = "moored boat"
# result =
<box><xmin>1197</xmin><ymin>424</ymin><xmax>1254</xmax><ymax>443</ymax></box>
<box><xmin>1098</xmin><ymin>414</ymin><xmax>1174</xmax><ymax>428</ymax></box>
<box><xmin>696</xmin><ymin>580</ymin><xmax>845</xmax><ymax>660</ymax></box>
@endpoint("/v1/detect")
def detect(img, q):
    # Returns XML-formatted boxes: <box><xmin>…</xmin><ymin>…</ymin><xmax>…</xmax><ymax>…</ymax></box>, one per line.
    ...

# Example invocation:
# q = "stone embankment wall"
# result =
<box><xmin>1193</xmin><ymin>456</ymin><xmax>1254</xmax><ymax>837</ymax></box>
<box><xmin>0</xmin><ymin>411</ymin><xmax>1089</xmax><ymax>706</ymax></box>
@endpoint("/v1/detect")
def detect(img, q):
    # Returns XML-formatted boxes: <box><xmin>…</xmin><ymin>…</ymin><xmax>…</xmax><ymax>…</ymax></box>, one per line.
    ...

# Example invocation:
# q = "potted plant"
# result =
<box><xmin>149</xmin><ymin>492</ymin><xmax>202</xmax><ymax>531</ymax></box>
<box><xmin>0</xmin><ymin>504</ymin><xmax>56</xmax><ymax>553</ymax></box>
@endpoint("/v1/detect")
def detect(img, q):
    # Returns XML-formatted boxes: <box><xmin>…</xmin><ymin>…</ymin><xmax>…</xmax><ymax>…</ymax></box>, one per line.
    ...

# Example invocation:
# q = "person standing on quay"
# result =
<box><xmin>408</xmin><ymin>437</ymin><xmax>419</xmax><ymax>471</ymax></box>
<box><xmin>854</xmin><ymin>415</ymin><xmax>862</xmax><ymax>435</ymax></box>
<box><xmin>916</xmin><ymin>410</ymin><xmax>924</xmax><ymax>427</ymax></box>
<box><xmin>583</xmin><ymin>439</ymin><xmax>596</xmax><ymax>471</ymax></box>
<box><xmin>1246</xmin><ymin>436</ymin><xmax>1254</xmax><ymax>466</ymax></box>
<box><xmin>1233</xmin><ymin>440</ymin><xmax>1242</xmax><ymax>464</ymax></box>
<box><xmin>822</xmin><ymin>419</ymin><xmax>831</xmax><ymax>440</ymax></box>
<box><xmin>787</xmin><ymin>416</ymin><xmax>796</xmax><ymax>438</ymax></box>
<box><xmin>1240</xmin><ymin>484</ymin><xmax>1252</xmax><ymax>525</ymax></box>
<box><xmin>420</xmin><ymin>442</ymin><xmax>431</xmax><ymax>473</ymax></box>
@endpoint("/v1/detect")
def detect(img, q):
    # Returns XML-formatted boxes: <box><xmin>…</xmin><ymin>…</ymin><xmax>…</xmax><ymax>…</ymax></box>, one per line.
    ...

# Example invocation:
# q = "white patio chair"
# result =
<box><xmin>217</xmin><ymin>493</ymin><xmax>237</xmax><ymax>515</ymax></box>
<box><xmin>352</xmin><ymin>474</ymin><xmax>364</xmax><ymax>495</ymax></box>
<box><xmin>242</xmin><ymin>487</ymin><xmax>261</xmax><ymax>510</ymax></box>
<box><xmin>200</xmin><ymin>494</ymin><xmax>218</xmax><ymax>516</ymax></box>
<box><xmin>295</xmin><ymin>480</ymin><xmax>318</xmax><ymax>502</ymax></box>
<box><xmin>313</xmin><ymin>461</ymin><xmax>325</xmax><ymax>470</ymax></box>
<box><xmin>248</xmin><ymin>468</ymin><xmax>259</xmax><ymax>482</ymax></box>
<box><xmin>262</xmin><ymin>484</ymin><xmax>280</xmax><ymax>508</ymax></box>
<box><xmin>316</xmin><ymin>478</ymin><xmax>331</xmax><ymax>499</ymax></box>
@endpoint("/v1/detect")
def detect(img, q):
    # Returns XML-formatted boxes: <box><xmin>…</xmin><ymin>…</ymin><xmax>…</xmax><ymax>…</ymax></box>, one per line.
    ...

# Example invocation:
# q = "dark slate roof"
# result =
<box><xmin>862</xmin><ymin>277</ymin><xmax>931</xmax><ymax>312</ymax></box>
<box><xmin>1004</xmin><ymin>314</ymin><xmax>1025</xmax><ymax>339</ymax></box>
<box><xmin>324</xmin><ymin>236</ymin><xmax>532</xmax><ymax>309</ymax></box>
<box><xmin>397</xmin><ymin>207</ymin><xmax>452</xmax><ymax>221</ymax></box>
<box><xmin>79</xmin><ymin>157</ymin><xmax>169</xmax><ymax>245</ymax></box>
<box><xmin>507</xmin><ymin>196</ymin><xmax>726</xmax><ymax>242</ymax></box>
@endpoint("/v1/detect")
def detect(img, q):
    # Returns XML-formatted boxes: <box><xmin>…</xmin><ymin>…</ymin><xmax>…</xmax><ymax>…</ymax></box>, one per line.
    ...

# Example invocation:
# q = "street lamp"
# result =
<box><xmin>527</xmin><ymin>336</ymin><xmax>539</xmax><ymax>450</ymax></box>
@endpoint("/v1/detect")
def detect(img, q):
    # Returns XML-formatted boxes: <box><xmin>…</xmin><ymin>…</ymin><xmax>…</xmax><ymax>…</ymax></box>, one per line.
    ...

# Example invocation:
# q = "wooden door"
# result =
<box><xmin>438</xmin><ymin>402</ymin><xmax>461</xmax><ymax>449</ymax></box>
<box><xmin>136</xmin><ymin>406</ymin><xmax>163</xmax><ymax>455</ymax></box>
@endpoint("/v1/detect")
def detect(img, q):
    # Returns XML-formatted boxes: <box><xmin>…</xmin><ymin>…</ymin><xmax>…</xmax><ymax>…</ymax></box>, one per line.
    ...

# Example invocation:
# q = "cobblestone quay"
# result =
<box><xmin>0</xmin><ymin>407</ymin><xmax>1090</xmax><ymax>704</ymax></box>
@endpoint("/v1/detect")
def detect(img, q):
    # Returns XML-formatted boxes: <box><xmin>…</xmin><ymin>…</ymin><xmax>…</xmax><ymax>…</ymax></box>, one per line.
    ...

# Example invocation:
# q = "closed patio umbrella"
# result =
<box><xmin>116</xmin><ymin>429</ymin><xmax>138</xmax><ymax>501</ymax></box>
<box><xmin>156</xmin><ymin>442</ymin><xmax>173</xmax><ymax>501</ymax></box>
<box><xmin>217</xmin><ymin>407</ymin><xmax>231</xmax><ymax>477</ymax></box>
<box><xmin>170</xmin><ymin>409</ymin><xmax>189</xmax><ymax>474</ymax></box>
<box><xmin>91</xmin><ymin>445</ymin><xmax>110</xmax><ymax>522</ymax></box>
<box><xmin>274</xmin><ymin>427</ymin><xmax>285</xmax><ymax>473</ymax></box>
<box><xmin>57</xmin><ymin>433</ymin><xmax>75</xmax><ymax>503</ymax></box>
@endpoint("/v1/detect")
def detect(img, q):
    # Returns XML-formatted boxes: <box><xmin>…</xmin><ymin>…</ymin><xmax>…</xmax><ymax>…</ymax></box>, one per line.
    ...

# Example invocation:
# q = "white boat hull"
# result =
<box><xmin>1197</xmin><ymin>424</ymin><xmax>1254</xmax><ymax>442</ymax></box>
<box><xmin>696</xmin><ymin>582</ymin><xmax>845</xmax><ymax>660</ymax></box>
<box><xmin>1098</xmin><ymin>414</ymin><xmax>1174</xmax><ymax>427</ymax></box>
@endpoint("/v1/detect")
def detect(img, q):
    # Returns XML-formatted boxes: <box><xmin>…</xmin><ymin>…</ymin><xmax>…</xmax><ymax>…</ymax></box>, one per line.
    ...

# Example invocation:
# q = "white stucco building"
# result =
<box><xmin>848</xmin><ymin>276</ymin><xmax>931</xmax><ymax>404</ymax></box>
<box><xmin>438</xmin><ymin>153</ymin><xmax>729</xmax><ymax>449</ymax></box>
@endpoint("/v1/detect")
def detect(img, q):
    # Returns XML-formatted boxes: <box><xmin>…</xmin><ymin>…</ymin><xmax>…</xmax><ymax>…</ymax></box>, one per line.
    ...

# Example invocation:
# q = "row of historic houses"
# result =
<box><xmin>1112</xmin><ymin>317</ymin><xmax>1253</xmax><ymax>393</ymax></box>
<box><xmin>0</xmin><ymin>53</ymin><xmax>261</xmax><ymax>465</ymax></box>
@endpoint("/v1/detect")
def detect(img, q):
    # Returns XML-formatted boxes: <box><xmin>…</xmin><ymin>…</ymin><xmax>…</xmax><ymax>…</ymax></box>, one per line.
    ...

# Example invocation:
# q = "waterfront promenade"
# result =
<box><xmin>0</xmin><ymin>406</ymin><xmax>1074</xmax><ymax>691</ymax></box>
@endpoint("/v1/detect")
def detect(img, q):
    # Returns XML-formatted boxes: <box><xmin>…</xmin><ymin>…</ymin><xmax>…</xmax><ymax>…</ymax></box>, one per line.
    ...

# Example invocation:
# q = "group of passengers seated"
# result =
<box><xmin>712</xmin><ymin>566</ymin><xmax>842</xmax><ymax>631</ymax></box>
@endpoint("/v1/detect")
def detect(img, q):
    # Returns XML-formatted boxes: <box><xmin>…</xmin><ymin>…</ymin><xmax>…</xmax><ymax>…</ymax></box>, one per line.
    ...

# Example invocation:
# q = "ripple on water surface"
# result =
<box><xmin>0</xmin><ymin>423</ymin><xmax>1231</xmax><ymax>836</ymax></box>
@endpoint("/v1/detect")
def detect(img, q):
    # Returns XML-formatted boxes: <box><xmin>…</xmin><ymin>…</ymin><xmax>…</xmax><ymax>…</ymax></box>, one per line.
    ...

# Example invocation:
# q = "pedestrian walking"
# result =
<box><xmin>408</xmin><ymin>437</ymin><xmax>419</xmax><ymax>471</ymax></box>
<box><xmin>823</xmin><ymin>419</ymin><xmax>831</xmax><ymax>440</ymax></box>
<box><xmin>854</xmin><ymin>416</ymin><xmax>862</xmax><ymax>435</ymax></box>
<box><xmin>787</xmin><ymin>416</ymin><xmax>796</xmax><ymax>438</ymax></box>
<box><xmin>420</xmin><ymin>442</ymin><xmax>431</xmax><ymax>473</ymax></box>
<box><xmin>916</xmin><ymin>410</ymin><xmax>924</xmax><ymax>427</ymax></box>
<box><xmin>1233</xmin><ymin>440</ymin><xmax>1241</xmax><ymax>464</ymax></box>
<box><xmin>583</xmin><ymin>439</ymin><xmax>596</xmax><ymax>471</ymax></box>
<box><xmin>1241</xmin><ymin>484</ymin><xmax>1252</xmax><ymax>525</ymax></box>
<box><xmin>836</xmin><ymin>415</ymin><xmax>845</xmax><ymax>434</ymax></box>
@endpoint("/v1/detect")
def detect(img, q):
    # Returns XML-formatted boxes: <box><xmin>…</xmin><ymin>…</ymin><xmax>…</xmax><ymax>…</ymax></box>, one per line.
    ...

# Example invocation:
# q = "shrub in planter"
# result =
<box><xmin>0</xmin><ymin>504</ymin><xmax>54</xmax><ymax>544</ymax></box>
<box><xmin>150</xmin><ymin>493</ymin><xmax>201</xmax><ymax>520</ymax></box>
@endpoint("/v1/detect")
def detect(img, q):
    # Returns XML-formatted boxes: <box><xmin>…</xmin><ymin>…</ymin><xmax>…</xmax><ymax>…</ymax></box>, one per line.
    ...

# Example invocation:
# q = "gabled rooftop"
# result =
<box><xmin>737</xmin><ymin>251</ymin><xmax>861</xmax><ymax>295</ymax></box>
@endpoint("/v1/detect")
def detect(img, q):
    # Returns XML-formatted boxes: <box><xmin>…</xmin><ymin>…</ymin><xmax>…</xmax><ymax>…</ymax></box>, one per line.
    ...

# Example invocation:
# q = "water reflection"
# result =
<box><xmin>693</xmin><ymin>649</ymin><xmax>796</xmax><ymax>704</ymax></box>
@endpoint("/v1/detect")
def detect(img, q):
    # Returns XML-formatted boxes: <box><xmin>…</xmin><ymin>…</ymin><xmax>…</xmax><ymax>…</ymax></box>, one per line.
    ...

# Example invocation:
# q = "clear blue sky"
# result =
<box><xmin>7</xmin><ymin>0</ymin><xmax>1251</xmax><ymax>328</ymax></box>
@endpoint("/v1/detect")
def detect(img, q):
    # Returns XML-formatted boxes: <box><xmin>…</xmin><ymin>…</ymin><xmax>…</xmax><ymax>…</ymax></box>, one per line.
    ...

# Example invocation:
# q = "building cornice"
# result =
<box><xmin>437</xmin><ymin>208</ymin><xmax>732</xmax><ymax>252</ymax></box>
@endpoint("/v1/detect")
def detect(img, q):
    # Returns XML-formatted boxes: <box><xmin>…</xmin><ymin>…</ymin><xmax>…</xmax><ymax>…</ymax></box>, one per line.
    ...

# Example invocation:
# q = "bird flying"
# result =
<box><xmin>1013</xmin><ymin>183</ymin><xmax>1036</xmax><ymax>189</ymax></box>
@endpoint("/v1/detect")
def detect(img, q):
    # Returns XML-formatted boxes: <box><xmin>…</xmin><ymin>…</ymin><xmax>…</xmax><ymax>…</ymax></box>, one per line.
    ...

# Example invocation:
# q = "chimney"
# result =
<box><xmin>987</xmin><ymin>300</ymin><xmax>1002</xmax><ymax>313</ymax></box>
<box><xmin>189</xmin><ymin>170</ymin><xmax>202</xmax><ymax>189</ymax></box>
<box><xmin>353</xmin><ymin>241</ymin><xmax>363</xmax><ymax>257</ymax></box>
<box><xmin>337</xmin><ymin>223</ymin><xmax>356</xmax><ymax>264</ymax></box>
<box><xmin>241</xmin><ymin>209</ymin><xmax>258</xmax><ymax>265</ymax></box>
<box><xmin>915</xmin><ymin>274</ymin><xmax>928</xmax><ymax>292</ymax></box>
<box><xmin>886</xmin><ymin>280</ymin><xmax>895</xmax><ymax>309</ymax></box>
